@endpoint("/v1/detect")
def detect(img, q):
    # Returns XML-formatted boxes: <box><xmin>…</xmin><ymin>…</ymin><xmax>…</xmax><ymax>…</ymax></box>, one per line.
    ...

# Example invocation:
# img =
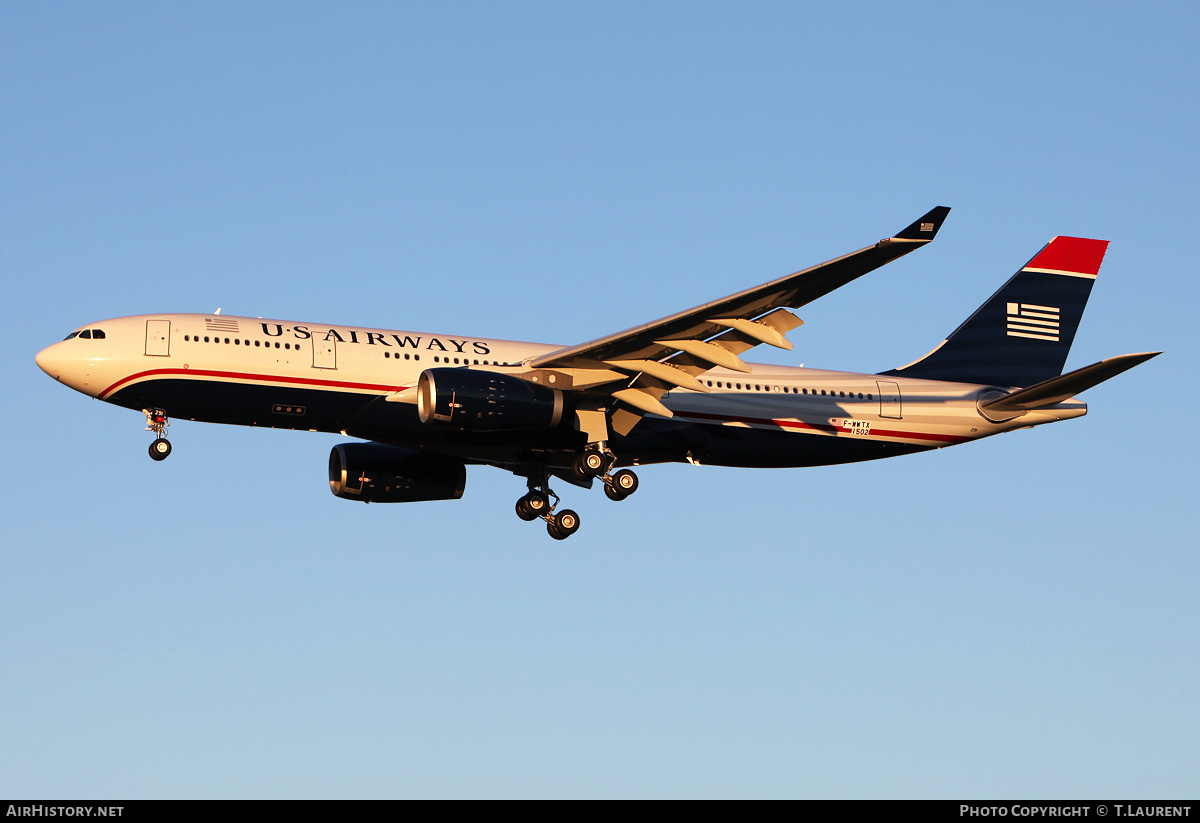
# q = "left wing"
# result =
<box><xmin>525</xmin><ymin>207</ymin><xmax>950</xmax><ymax>432</ymax></box>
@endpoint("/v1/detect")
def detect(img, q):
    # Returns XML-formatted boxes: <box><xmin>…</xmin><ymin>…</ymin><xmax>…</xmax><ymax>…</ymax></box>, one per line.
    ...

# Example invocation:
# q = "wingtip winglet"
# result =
<box><xmin>893</xmin><ymin>206</ymin><xmax>951</xmax><ymax>242</ymax></box>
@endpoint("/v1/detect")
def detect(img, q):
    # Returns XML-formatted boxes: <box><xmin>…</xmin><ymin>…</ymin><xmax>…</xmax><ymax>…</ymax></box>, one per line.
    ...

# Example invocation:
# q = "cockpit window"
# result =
<box><xmin>79</xmin><ymin>330</ymin><xmax>92</xmax><ymax>339</ymax></box>
<box><xmin>92</xmin><ymin>329</ymin><xmax>106</xmax><ymax>339</ymax></box>
<box><xmin>63</xmin><ymin>331</ymin><xmax>80</xmax><ymax>340</ymax></box>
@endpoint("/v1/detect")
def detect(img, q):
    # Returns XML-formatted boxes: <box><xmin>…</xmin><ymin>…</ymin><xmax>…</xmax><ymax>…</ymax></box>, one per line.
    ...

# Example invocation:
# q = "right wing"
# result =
<box><xmin>526</xmin><ymin>206</ymin><xmax>951</xmax><ymax>432</ymax></box>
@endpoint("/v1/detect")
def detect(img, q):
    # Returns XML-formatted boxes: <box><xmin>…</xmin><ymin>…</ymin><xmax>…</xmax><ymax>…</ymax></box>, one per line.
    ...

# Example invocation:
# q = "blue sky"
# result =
<box><xmin>3</xmin><ymin>2</ymin><xmax>1197</xmax><ymax>798</ymax></box>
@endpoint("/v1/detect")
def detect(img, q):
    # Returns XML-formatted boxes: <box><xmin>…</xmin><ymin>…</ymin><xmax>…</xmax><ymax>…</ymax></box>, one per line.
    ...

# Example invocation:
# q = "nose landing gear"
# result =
<box><xmin>149</xmin><ymin>438</ymin><xmax>172</xmax><ymax>461</ymax></box>
<box><xmin>144</xmin><ymin>408</ymin><xmax>172</xmax><ymax>461</ymax></box>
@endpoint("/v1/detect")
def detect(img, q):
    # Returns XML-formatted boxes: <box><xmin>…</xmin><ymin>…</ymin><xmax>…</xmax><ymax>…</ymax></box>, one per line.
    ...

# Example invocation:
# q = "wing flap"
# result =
<box><xmin>604</xmin><ymin>358</ymin><xmax>710</xmax><ymax>392</ymax></box>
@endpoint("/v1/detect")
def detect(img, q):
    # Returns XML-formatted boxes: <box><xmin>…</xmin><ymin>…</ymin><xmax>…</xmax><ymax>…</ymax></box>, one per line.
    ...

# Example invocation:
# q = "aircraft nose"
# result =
<box><xmin>35</xmin><ymin>343</ymin><xmax>64</xmax><ymax>379</ymax></box>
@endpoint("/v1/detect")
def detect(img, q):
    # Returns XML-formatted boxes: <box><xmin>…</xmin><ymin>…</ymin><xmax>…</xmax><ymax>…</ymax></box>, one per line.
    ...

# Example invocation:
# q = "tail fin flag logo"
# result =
<box><xmin>1007</xmin><ymin>302</ymin><xmax>1060</xmax><ymax>341</ymax></box>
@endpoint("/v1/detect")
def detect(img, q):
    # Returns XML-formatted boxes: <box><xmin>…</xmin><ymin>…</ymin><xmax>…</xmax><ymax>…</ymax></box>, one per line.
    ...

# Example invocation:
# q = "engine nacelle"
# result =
<box><xmin>328</xmin><ymin>443</ymin><xmax>466</xmax><ymax>503</ymax></box>
<box><xmin>417</xmin><ymin>368</ymin><xmax>564</xmax><ymax>431</ymax></box>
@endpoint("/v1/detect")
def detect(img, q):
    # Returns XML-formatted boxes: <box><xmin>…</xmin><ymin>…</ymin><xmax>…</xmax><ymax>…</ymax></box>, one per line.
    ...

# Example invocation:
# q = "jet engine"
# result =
<box><xmin>328</xmin><ymin>443</ymin><xmax>466</xmax><ymax>503</ymax></box>
<box><xmin>417</xmin><ymin>368</ymin><xmax>564</xmax><ymax>431</ymax></box>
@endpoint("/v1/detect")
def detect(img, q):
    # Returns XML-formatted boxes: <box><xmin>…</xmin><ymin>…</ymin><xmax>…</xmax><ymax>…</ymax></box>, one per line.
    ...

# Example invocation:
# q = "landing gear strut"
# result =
<box><xmin>144</xmin><ymin>408</ymin><xmax>172</xmax><ymax>461</ymax></box>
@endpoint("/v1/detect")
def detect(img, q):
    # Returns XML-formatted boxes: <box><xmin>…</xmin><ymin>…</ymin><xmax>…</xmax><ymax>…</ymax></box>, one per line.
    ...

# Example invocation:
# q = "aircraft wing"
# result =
<box><xmin>526</xmin><ymin>206</ymin><xmax>950</xmax><ymax>430</ymax></box>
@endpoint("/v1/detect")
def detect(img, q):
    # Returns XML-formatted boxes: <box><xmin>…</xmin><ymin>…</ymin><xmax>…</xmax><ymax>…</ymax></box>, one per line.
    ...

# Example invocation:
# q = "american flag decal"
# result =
<box><xmin>206</xmin><ymin>318</ymin><xmax>241</xmax><ymax>333</ymax></box>
<box><xmin>1006</xmin><ymin>303</ymin><xmax>1060</xmax><ymax>341</ymax></box>
<box><xmin>920</xmin><ymin>222</ymin><xmax>934</xmax><ymax>232</ymax></box>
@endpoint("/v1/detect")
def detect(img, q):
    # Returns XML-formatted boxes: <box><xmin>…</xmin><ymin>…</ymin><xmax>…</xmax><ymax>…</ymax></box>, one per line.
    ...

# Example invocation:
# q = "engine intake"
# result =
<box><xmin>329</xmin><ymin>443</ymin><xmax>466</xmax><ymax>503</ymax></box>
<box><xmin>417</xmin><ymin>368</ymin><xmax>564</xmax><ymax>431</ymax></box>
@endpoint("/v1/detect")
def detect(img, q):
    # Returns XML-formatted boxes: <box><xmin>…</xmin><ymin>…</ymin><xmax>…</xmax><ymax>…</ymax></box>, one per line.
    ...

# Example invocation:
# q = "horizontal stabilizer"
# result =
<box><xmin>980</xmin><ymin>352</ymin><xmax>1160</xmax><ymax>414</ymax></box>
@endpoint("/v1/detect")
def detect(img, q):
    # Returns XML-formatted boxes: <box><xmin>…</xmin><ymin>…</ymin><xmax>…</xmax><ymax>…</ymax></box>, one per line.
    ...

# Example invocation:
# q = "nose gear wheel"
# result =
<box><xmin>144</xmin><ymin>408</ymin><xmax>172</xmax><ymax>461</ymax></box>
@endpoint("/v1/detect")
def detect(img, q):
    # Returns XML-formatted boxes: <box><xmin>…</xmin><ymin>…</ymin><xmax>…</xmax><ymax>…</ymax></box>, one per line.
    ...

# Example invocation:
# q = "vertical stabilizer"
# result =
<box><xmin>883</xmin><ymin>236</ymin><xmax>1107</xmax><ymax>387</ymax></box>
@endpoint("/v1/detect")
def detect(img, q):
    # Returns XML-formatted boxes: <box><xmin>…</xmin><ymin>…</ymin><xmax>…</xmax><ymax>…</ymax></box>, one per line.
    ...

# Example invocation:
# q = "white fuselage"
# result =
<box><xmin>36</xmin><ymin>313</ymin><xmax>1087</xmax><ymax>468</ymax></box>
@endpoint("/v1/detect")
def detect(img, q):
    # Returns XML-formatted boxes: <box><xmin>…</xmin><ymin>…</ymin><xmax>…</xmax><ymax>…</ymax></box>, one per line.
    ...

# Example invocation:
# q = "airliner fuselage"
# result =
<box><xmin>35</xmin><ymin>311</ymin><xmax>1083</xmax><ymax>471</ymax></box>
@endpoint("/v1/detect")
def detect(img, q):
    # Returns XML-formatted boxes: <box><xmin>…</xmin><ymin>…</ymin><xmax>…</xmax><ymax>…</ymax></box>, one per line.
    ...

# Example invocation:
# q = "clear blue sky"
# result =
<box><xmin>3</xmin><ymin>1</ymin><xmax>1197</xmax><ymax>798</ymax></box>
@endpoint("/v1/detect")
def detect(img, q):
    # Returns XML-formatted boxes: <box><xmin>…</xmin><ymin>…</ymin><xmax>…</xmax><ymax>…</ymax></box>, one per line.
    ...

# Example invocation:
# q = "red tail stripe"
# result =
<box><xmin>1026</xmin><ymin>236</ymin><xmax>1108</xmax><ymax>275</ymax></box>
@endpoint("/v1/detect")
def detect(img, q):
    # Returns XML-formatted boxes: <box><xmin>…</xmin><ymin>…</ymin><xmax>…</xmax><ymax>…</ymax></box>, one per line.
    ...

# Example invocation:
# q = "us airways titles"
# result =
<box><xmin>258</xmin><ymin>323</ymin><xmax>493</xmax><ymax>356</ymax></box>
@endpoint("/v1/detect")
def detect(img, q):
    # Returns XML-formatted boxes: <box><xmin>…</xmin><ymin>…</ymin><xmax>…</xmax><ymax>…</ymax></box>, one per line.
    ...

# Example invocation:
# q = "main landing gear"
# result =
<box><xmin>570</xmin><ymin>442</ymin><xmax>638</xmax><ymax>502</ymax></box>
<box><xmin>603</xmin><ymin>469</ymin><xmax>639</xmax><ymax>501</ymax></box>
<box><xmin>515</xmin><ymin>483</ymin><xmax>580</xmax><ymax>540</ymax></box>
<box><xmin>144</xmin><ymin>408</ymin><xmax>172</xmax><ymax>461</ymax></box>
<box><xmin>514</xmin><ymin>457</ymin><xmax>639</xmax><ymax>540</ymax></box>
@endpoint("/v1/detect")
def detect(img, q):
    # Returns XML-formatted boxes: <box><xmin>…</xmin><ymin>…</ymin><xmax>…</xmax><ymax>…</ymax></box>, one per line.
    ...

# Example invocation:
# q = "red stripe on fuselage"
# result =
<box><xmin>676</xmin><ymin>409</ymin><xmax>968</xmax><ymax>444</ymax></box>
<box><xmin>99</xmin><ymin>368</ymin><xmax>405</xmax><ymax>400</ymax></box>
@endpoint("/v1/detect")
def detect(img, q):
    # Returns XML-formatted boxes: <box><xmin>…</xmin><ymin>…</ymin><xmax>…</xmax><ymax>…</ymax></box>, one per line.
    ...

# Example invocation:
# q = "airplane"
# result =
<box><xmin>35</xmin><ymin>207</ymin><xmax>1159</xmax><ymax>539</ymax></box>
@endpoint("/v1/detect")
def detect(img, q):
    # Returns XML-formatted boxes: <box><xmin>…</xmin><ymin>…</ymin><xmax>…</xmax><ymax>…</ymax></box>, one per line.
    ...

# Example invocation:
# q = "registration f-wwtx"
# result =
<box><xmin>36</xmin><ymin>208</ymin><xmax>1158</xmax><ymax>539</ymax></box>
